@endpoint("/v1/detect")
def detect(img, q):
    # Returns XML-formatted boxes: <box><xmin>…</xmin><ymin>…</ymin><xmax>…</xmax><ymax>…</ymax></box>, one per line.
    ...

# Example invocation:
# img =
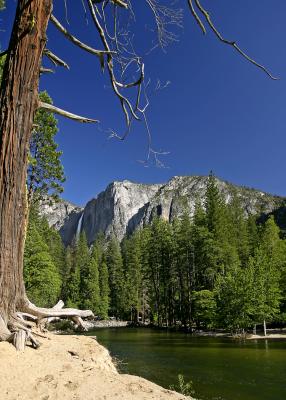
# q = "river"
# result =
<box><xmin>84</xmin><ymin>328</ymin><xmax>286</xmax><ymax>400</ymax></box>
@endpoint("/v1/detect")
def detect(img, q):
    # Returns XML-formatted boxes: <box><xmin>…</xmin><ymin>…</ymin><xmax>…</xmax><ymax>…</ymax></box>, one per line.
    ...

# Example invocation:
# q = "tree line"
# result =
<box><xmin>24</xmin><ymin>173</ymin><xmax>286</xmax><ymax>334</ymax></box>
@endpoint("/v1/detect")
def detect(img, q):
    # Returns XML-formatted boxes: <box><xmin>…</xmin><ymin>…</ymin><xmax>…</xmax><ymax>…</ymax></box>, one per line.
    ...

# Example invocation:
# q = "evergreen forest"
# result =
<box><xmin>25</xmin><ymin>173</ymin><xmax>286</xmax><ymax>334</ymax></box>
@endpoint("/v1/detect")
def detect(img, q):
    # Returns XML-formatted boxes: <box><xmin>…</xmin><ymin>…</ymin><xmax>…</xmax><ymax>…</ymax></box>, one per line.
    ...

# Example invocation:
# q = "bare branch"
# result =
<box><xmin>50</xmin><ymin>14</ymin><xmax>114</xmax><ymax>58</ymax></box>
<box><xmin>40</xmin><ymin>67</ymin><xmax>54</xmax><ymax>74</ymax></box>
<box><xmin>44</xmin><ymin>49</ymin><xmax>70</xmax><ymax>69</ymax></box>
<box><xmin>87</xmin><ymin>0</ymin><xmax>141</xmax><ymax>124</ymax></box>
<box><xmin>113</xmin><ymin>0</ymin><xmax>128</xmax><ymax>8</ymax></box>
<box><xmin>187</xmin><ymin>0</ymin><xmax>206</xmax><ymax>34</ymax></box>
<box><xmin>63</xmin><ymin>0</ymin><xmax>70</xmax><ymax>25</ymax></box>
<box><xmin>38</xmin><ymin>101</ymin><xmax>99</xmax><ymax>123</ymax></box>
<box><xmin>25</xmin><ymin>301</ymin><xmax>94</xmax><ymax>320</ymax></box>
<box><xmin>192</xmin><ymin>0</ymin><xmax>278</xmax><ymax>80</ymax></box>
<box><xmin>145</xmin><ymin>0</ymin><xmax>183</xmax><ymax>49</ymax></box>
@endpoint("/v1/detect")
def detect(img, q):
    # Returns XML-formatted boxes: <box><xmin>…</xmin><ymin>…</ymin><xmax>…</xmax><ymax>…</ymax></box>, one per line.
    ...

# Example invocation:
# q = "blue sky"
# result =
<box><xmin>2</xmin><ymin>1</ymin><xmax>286</xmax><ymax>206</ymax></box>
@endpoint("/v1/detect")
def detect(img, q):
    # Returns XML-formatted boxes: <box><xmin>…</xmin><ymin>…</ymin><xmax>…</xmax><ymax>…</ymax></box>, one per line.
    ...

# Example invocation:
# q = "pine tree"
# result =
<box><xmin>204</xmin><ymin>173</ymin><xmax>240</xmax><ymax>282</ymax></box>
<box><xmin>27</xmin><ymin>91</ymin><xmax>65</xmax><ymax>206</ymax></box>
<box><xmin>106</xmin><ymin>237</ymin><xmax>125</xmax><ymax>318</ymax></box>
<box><xmin>37</xmin><ymin>215</ymin><xmax>65</xmax><ymax>279</ymax></box>
<box><xmin>99</xmin><ymin>257</ymin><xmax>110</xmax><ymax>319</ymax></box>
<box><xmin>205</xmin><ymin>172</ymin><xmax>227</xmax><ymax>240</ymax></box>
<box><xmin>172</xmin><ymin>213</ymin><xmax>194</xmax><ymax>327</ymax></box>
<box><xmin>61</xmin><ymin>245</ymin><xmax>74</xmax><ymax>302</ymax></box>
<box><xmin>76</xmin><ymin>233</ymin><xmax>91</xmax><ymax>307</ymax></box>
<box><xmin>24</xmin><ymin>219</ymin><xmax>61</xmax><ymax>307</ymax></box>
<box><xmin>122</xmin><ymin>232</ymin><xmax>143</xmax><ymax>322</ymax></box>
<box><xmin>147</xmin><ymin>217</ymin><xmax>174</xmax><ymax>326</ymax></box>
<box><xmin>91</xmin><ymin>234</ymin><xmax>110</xmax><ymax>319</ymax></box>
<box><xmin>138</xmin><ymin>226</ymin><xmax>152</xmax><ymax>322</ymax></box>
<box><xmin>249</xmin><ymin>248</ymin><xmax>281</xmax><ymax>334</ymax></box>
<box><xmin>247</xmin><ymin>214</ymin><xmax>260</xmax><ymax>256</ymax></box>
<box><xmin>81</xmin><ymin>246</ymin><xmax>101</xmax><ymax>314</ymax></box>
<box><xmin>228</xmin><ymin>192</ymin><xmax>250</xmax><ymax>265</ymax></box>
<box><xmin>65</xmin><ymin>238</ymin><xmax>82</xmax><ymax>308</ymax></box>
<box><xmin>251</xmin><ymin>217</ymin><xmax>285</xmax><ymax>333</ymax></box>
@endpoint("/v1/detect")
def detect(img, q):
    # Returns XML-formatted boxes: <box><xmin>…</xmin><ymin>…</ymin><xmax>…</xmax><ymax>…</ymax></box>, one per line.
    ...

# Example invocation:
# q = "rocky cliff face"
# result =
<box><xmin>40</xmin><ymin>176</ymin><xmax>285</xmax><ymax>246</ymax></box>
<box><xmin>39</xmin><ymin>198</ymin><xmax>83</xmax><ymax>245</ymax></box>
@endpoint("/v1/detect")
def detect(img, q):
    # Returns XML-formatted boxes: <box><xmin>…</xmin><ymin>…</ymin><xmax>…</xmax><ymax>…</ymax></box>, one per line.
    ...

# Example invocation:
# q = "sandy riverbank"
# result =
<box><xmin>247</xmin><ymin>332</ymin><xmax>286</xmax><ymax>340</ymax></box>
<box><xmin>0</xmin><ymin>333</ymin><xmax>190</xmax><ymax>400</ymax></box>
<box><xmin>191</xmin><ymin>329</ymin><xmax>286</xmax><ymax>340</ymax></box>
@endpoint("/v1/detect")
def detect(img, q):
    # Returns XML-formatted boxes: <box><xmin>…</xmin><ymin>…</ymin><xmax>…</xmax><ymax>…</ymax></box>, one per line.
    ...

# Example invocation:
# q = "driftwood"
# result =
<box><xmin>0</xmin><ymin>300</ymin><xmax>93</xmax><ymax>351</ymax></box>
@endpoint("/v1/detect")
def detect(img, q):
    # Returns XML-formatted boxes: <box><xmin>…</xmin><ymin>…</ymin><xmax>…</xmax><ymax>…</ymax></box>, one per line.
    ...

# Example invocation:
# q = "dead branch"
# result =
<box><xmin>39</xmin><ymin>101</ymin><xmax>99</xmax><ymax>123</ymax></box>
<box><xmin>145</xmin><ymin>0</ymin><xmax>183</xmax><ymax>49</ymax></box>
<box><xmin>44</xmin><ymin>49</ymin><xmax>70</xmax><ymax>69</ymax></box>
<box><xmin>190</xmin><ymin>0</ymin><xmax>278</xmax><ymax>80</ymax></box>
<box><xmin>24</xmin><ymin>300</ymin><xmax>94</xmax><ymax>320</ymax></box>
<box><xmin>112</xmin><ymin>0</ymin><xmax>128</xmax><ymax>8</ymax></box>
<box><xmin>40</xmin><ymin>67</ymin><xmax>54</xmax><ymax>74</ymax></box>
<box><xmin>50</xmin><ymin>14</ymin><xmax>114</xmax><ymax>58</ymax></box>
<box><xmin>187</xmin><ymin>0</ymin><xmax>206</xmax><ymax>34</ymax></box>
<box><xmin>87</xmin><ymin>0</ymin><xmax>141</xmax><ymax>125</ymax></box>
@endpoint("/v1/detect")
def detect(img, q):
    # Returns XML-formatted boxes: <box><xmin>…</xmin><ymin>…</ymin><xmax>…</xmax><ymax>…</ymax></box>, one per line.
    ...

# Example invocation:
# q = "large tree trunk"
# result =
<box><xmin>0</xmin><ymin>0</ymin><xmax>53</xmax><ymax>327</ymax></box>
<box><xmin>0</xmin><ymin>1</ymin><xmax>93</xmax><ymax>350</ymax></box>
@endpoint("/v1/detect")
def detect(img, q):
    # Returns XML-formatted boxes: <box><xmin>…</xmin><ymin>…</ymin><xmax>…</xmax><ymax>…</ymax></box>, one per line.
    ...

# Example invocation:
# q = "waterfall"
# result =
<box><xmin>76</xmin><ymin>212</ymin><xmax>84</xmax><ymax>241</ymax></box>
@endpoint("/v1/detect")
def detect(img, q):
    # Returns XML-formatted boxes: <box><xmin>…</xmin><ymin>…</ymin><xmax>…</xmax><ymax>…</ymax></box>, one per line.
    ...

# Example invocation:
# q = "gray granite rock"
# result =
<box><xmin>39</xmin><ymin>176</ymin><xmax>285</xmax><ymax>246</ymax></box>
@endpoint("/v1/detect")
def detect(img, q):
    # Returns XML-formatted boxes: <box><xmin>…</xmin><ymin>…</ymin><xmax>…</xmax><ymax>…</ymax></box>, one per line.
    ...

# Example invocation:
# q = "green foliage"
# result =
<box><xmin>122</xmin><ymin>231</ymin><xmax>143</xmax><ymax>321</ymax></box>
<box><xmin>146</xmin><ymin>217</ymin><xmax>174</xmax><ymax>325</ymax></box>
<box><xmin>61</xmin><ymin>233</ymin><xmax>111</xmax><ymax>318</ymax></box>
<box><xmin>64</xmin><ymin>234</ymin><xmax>90</xmax><ymax>308</ymax></box>
<box><xmin>98</xmin><ymin>258</ymin><xmax>110</xmax><ymax>319</ymax></box>
<box><xmin>193</xmin><ymin>290</ymin><xmax>216</xmax><ymax>329</ymax></box>
<box><xmin>81</xmin><ymin>245</ymin><xmax>101</xmax><ymax>313</ymax></box>
<box><xmin>0</xmin><ymin>54</ymin><xmax>5</xmax><ymax>83</ymax></box>
<box><xmin>106</xmin><ymin>237</ymin><xmax>125</xmax><ymax>317</ymax></box>
<box><xmin>28</xmin><ymin>91</ymin><xmax>65</xmax><ymax>205</ymax></box>
<box><xmin>170</xmin><ymin>374</ymin><xmax>196</xmax><ymax>397</ymax></box>
<box><xmin>23</xmin><ymin>172</ymin><xmax>286</xmax><ymax>332</ymax></box>
<box><xmin>228</xmin><ymin>193</ymin><xmax>250</xmax><ymax>265</ymax></box>
<box><xmin>250</xmin><ymin>247</ymin><xmax>281</xmax><ymax>324</ymax></box>
<box><xmin>37</xmin><ymin>214</ymin><xmax>65</xmax><ymax>277</ymax></box>
<box><xmin>24</xmin><ymin>210</ymin><xmax>62</xmax><ymax>307</ymax></box>
<box><xmin>214</xmin><ymin>266</ymin><xmax>256</xmax><ymax>331</ymax></box>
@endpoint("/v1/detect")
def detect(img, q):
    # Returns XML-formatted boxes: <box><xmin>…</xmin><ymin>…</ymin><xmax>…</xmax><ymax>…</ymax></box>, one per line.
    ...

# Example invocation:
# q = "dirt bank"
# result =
<box><xmin>0</xmin><ymin>333</ymin><xmax>190</xmax><ymax>400</ymax></box>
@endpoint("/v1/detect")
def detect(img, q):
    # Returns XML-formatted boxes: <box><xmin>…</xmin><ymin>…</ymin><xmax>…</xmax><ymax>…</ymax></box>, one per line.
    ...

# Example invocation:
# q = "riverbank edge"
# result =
<box><xmin>82</xmin><ymin>321</ymin><xmax>286</xmax><ymax>340</ymax></box>
<box><xmin>0</xmin><ymin>333</ymin><xmax>191</xmax><ymax>400</ymax></box>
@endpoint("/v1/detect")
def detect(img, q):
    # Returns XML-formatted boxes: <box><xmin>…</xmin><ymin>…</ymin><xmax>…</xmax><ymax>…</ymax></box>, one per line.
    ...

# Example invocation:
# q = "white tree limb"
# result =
<box><xmin>44</xmin><ymin>49</ymin><xmax>70</xmax><ymax>69</ymax></box>
<box><xmin>24</xmin><ymin>301</ymin><xmax>94</xmax><ymax>320</ymax></box>
<box><xmin>38</xmin><ymin>101</ymin><xmax>99</xmax><ymax>123</ymax></box>
<box><xmin>50</xmin><ymin>14</ymin><xmax>115</xmax><ymax>58</ymax></box>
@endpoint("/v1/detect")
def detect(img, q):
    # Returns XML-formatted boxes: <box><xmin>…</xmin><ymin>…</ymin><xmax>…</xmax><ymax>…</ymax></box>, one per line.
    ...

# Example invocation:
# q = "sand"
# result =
<box><xmin>0</xmin><ymin>333</ymin><xmax>189</xmax><ymax>400</ymax></box>
<box><xmin>247</xmin><ymin>333</ymin><xmax>286</xmax><ymax>340</ymax></box>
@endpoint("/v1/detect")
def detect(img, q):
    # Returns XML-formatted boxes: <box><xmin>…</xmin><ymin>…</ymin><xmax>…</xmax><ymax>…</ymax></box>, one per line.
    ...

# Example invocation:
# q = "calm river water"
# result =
<box><xmin>84</xmin><ymin>328</ymin><xmax>286</xmax><ymax>400</ymax></box>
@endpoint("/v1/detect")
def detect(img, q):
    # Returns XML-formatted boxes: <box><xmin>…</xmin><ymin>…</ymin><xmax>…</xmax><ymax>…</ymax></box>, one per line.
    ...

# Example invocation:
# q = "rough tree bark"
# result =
<box><xmin>0</xmin><ymin>0</ymin><xmax>92</xmax><ymax>350</ymax></box>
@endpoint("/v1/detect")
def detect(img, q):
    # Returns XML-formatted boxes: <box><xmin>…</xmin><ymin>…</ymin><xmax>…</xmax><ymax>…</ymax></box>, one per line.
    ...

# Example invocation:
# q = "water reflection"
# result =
<box><xmin>84</xmin><ymin>328</ymin><xmax>286</xmax><ymax>400</ymax></box>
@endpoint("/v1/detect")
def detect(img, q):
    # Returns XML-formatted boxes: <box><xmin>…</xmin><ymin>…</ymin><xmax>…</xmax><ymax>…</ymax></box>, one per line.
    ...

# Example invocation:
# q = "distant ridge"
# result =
<box><xmin>39</xmin><ymin>175</ymin><xmax>286</xmax><ymax>245</ymax></box>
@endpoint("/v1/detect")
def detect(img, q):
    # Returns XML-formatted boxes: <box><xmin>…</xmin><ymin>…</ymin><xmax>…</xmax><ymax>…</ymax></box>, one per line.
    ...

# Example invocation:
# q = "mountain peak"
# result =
<box><xmin>40</xmin><ymin>175</ymin><xmax>286</xmax><ymax>246</ymax></box>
